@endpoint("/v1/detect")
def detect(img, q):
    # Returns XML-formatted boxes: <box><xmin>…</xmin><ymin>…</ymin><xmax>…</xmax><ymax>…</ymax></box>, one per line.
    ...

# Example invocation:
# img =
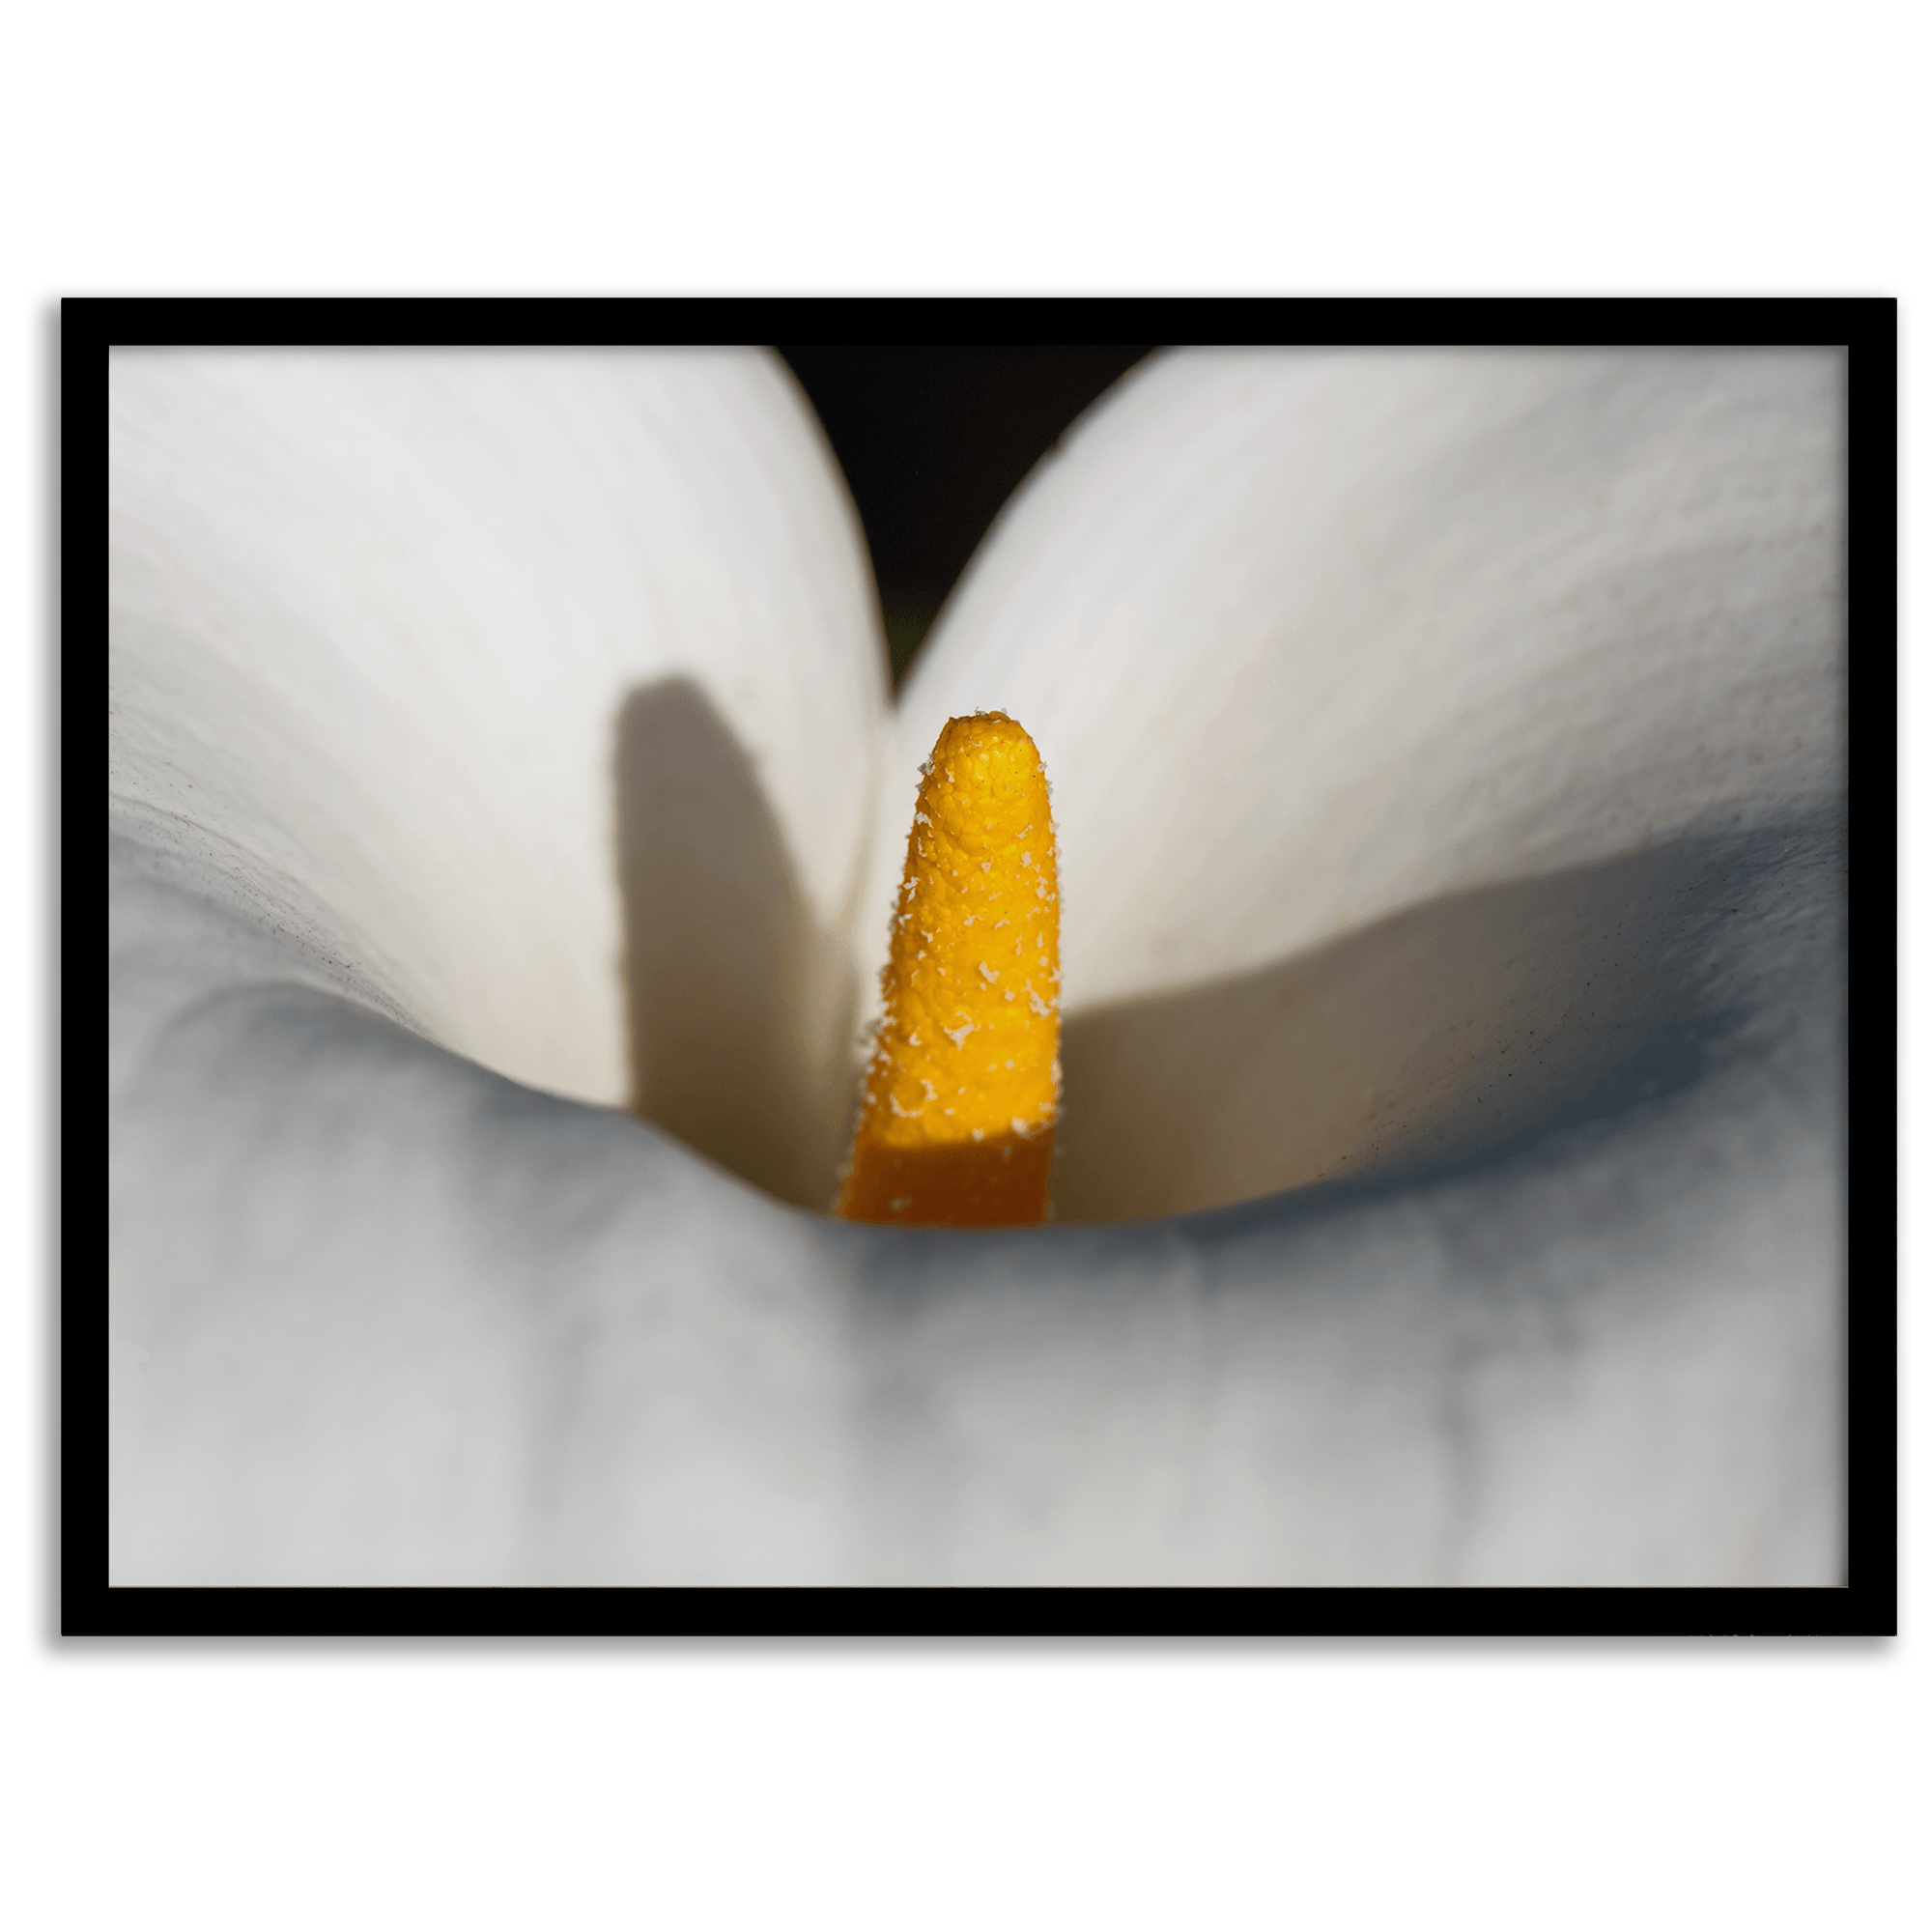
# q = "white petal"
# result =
<box><xmin>112</xmin><ymin>984</ymin><xmax>859</xmax><ymax>1583</ymax></box>
<box><xmin>112</xmin><ymin>972</ymin><xmax>1836</xmax><ymax>1585</ymax></box>
<box><xmin>111</xmin><ymin>349</ymin><xmax>887</xmax><ymax>1203</ymax></box>
<box><xmin>902</xmin><ymin>348</ymin><xmax>1840</xmax><ymax>997</ymax></box>
<box><xmin>895</xmin><ymin>349</ymin><xmax>1844</xmax><ymax>1219</ymax></box>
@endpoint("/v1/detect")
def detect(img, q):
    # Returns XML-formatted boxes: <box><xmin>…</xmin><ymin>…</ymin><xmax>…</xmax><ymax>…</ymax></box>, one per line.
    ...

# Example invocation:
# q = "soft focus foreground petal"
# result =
<box><xmin>113</xmin><ymin>958</ymin><xmax>1834</xmax><ymax>1584</ymax></box>
<box><xmin>111</xmin><ymin>983</ymin><xmax>867</xmax><ymax>1583</ymax></box>
<box><xmin>891</xmin><ymin>349</ymin><xmax>1843</xmax><ymax>1220</ymax></box>
<box><xmin>111</xmin><ymin>350</ymin><xmax>885</xmax><ymax>1204</ymax></box>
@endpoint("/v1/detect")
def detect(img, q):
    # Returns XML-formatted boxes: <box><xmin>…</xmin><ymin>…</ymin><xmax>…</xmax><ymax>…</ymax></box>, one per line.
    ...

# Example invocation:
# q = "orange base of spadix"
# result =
<box><xmin>836</xmin><ymin>1129</ymin><xmax>1056</xmax><ymax>1227</ymax></box>
<box><xmin>835</xmin><ymin>711</ymin><xmax>1062</xmax><ymax>1229</ymax></box>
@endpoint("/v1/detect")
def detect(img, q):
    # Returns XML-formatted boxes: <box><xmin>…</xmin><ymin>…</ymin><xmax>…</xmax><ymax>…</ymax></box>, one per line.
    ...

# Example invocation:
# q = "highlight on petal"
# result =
<box><xmin>111</xmin><ymin>349</ymin><xmax>887</xmax><ymax>1205</ymax></box>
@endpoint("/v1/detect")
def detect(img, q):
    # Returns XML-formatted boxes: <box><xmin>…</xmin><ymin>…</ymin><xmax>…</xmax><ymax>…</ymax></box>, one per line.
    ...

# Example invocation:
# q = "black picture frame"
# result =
<box><xmin>74</xmin><ymin>294</ymin><xmax>1890</xmax><ymax>1638</ymax></box>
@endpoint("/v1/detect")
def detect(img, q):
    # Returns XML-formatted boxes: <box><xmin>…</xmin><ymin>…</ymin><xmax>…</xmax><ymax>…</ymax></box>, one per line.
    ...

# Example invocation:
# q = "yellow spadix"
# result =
<box><xmin>836</xmin><ymin>713</ymin><xmax>1061</xmax><ymax>1225</ymax></box>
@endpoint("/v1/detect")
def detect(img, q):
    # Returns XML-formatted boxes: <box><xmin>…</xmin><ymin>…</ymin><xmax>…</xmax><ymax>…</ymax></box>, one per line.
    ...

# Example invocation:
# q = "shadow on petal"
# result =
<box><xmin>1055</xmin><ymin>821</ymin><xmax>1834</xmax><ymax>1223</ymax></box>
<box><xmin>614</xmin><ymin>676</ymin><xmax>856</xmax><ymax>1210</ymax></box>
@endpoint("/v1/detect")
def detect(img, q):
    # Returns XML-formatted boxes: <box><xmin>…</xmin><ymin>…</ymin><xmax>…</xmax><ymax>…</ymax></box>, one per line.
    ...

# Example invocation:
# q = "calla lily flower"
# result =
<box><xmin>108</xmin><ymin>345</ymin><xmax>1844</xmax><ymax>1586</ymax></box>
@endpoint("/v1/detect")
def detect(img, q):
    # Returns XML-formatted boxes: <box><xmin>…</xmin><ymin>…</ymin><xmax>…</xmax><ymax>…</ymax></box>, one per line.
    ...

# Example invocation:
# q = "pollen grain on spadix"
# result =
<box><xmin>835</xmin><ymin>712</ymin><xmax>1061</xmax><ymax>1226</ymax></box>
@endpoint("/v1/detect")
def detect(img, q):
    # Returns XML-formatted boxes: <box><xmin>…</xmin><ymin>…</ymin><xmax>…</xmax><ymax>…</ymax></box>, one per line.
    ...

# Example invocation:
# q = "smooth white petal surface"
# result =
<box><xmin>895</xmin><ymin>350</ymin><xmax>1840</xmax><ymax>1001</ymax></box>
<box><xmin>112</xmin><ymin>349</ymin><xmax>886</xmax><ymax>1203</ymax></box>
<box><xmin>111</xmin><ymin>939</ymin><xmax>1837</xmax><ymax>1586</ymax></box>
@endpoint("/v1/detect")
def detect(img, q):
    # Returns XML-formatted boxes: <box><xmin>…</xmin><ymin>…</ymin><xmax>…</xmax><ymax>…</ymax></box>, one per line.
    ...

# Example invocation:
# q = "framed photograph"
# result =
<box><xmin>82</xmin><ymin>297</ymin><xmax>1888</xmax><ymax>1634</ymax></box>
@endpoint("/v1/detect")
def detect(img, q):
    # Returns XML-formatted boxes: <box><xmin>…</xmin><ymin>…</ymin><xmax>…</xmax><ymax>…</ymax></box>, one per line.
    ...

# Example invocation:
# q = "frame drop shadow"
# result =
<box><xmin>613</xmin><ymin>677</ymin><xmax>855</xmax><ymax>1210</ymax></box>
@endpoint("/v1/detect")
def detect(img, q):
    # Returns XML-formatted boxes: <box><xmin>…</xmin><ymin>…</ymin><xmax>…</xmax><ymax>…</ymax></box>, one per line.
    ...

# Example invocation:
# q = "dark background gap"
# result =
<box><xmin>778</xmin><ymin>346</ymin><xmax>1156</xmax><ymax>686</ymax></box>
